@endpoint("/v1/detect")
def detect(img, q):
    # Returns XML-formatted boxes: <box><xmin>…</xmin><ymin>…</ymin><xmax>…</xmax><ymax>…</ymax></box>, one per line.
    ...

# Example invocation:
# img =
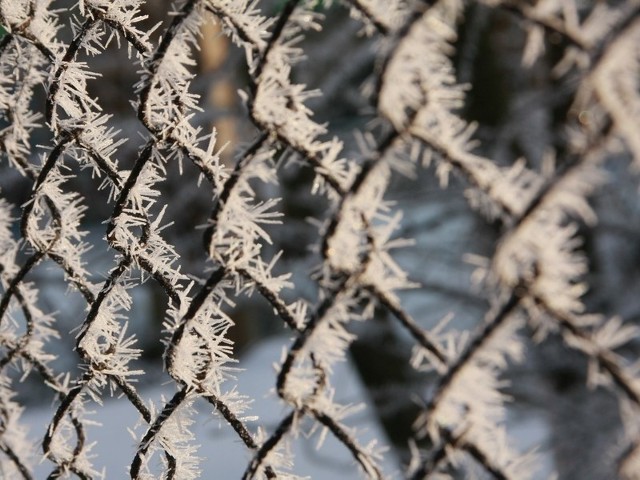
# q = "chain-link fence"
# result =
<box><xmin>1</xmin><ymin>0</ymin><xmax>640</xmax><ymax>478</ymax></box>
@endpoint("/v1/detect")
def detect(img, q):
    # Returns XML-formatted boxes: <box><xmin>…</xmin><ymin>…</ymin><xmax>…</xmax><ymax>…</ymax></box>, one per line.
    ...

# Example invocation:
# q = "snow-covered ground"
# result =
<box><xmin>24</xmin><ymin>335</ymin><xmax>399</xmax><ymax>478</ymax></box>
<box><xmin>23</xmin><ymin>333</ymin><xmax>555</xmax><ymax>479</ymax></box>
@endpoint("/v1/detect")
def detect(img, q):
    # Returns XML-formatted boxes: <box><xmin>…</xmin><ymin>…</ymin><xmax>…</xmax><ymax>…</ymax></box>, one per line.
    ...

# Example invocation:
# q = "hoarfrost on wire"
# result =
<box><xmin>0</xmin><ymin>0</ymin><xmax>639</xmax><ymax>479</ymax></box>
